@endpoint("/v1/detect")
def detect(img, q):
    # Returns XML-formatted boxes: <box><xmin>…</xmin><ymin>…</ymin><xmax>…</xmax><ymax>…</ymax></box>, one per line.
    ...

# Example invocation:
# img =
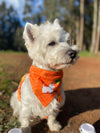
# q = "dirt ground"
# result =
<box><xmin>1</xmin><ymin>53</ymin><xmax>100</xmax><ymax>133</ymax></box>
<box><xmin>59</xmin><ymin>57</ymin><xmax>100</xmax><ymax>133</ymax></box>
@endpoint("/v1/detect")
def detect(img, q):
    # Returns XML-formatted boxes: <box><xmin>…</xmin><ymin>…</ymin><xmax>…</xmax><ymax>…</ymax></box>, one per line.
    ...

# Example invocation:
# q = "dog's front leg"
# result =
<box><xmin>47</xmin><ymin>113</ymin><xmax>62</xmax><ymax>132</ymax></box>
<box><xmin>20</xmin><ymin>116</ymin><xmax>31</xmax><ymax>133</ymax></box>
<box><xmin>19</xmin><ymin>106</ymin><xmax>31</xmax><ymax>133</ymax></box>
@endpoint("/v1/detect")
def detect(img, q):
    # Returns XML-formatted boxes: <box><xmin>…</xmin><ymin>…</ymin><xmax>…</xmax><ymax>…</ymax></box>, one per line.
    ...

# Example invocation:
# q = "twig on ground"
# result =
<box><xmin>11</xmin><ymin>81</ymin><xmax>18</xmax><ymax>86</ymax></box>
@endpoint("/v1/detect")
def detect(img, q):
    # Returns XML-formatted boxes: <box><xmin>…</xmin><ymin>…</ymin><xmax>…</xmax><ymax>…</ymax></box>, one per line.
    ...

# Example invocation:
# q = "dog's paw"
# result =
<box><xmin>20</xmin><ymin>118</ymin><xmax>30</xmax><ymax>128</ymax></box>
<box><xmin>49</xmin><ymin>121</ymin><xmax>62</xmax><ymax>132</ymax></box>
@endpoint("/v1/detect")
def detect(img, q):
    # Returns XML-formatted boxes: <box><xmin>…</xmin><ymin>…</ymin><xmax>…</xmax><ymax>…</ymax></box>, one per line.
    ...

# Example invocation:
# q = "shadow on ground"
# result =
<box><xmin>31</xmin><ymin>120</ymin><xmax>49</xmax><ymax>133</ymax></box>
<box><xmin>32</xmin><ymin>87</ymin><xmax>100</xmax><ymax>133</ymax></box>
<box><xmin>93</xmin><ymin>120</ymin><xmax>100</xmax><ymax>133</ymax></box>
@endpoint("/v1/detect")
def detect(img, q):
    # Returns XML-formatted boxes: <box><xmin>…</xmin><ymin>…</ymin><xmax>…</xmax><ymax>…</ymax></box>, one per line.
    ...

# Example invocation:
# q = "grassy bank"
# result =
<box><xmin>79</xmin><ymin>50</ymin><xmax>100</xmax><ymax>57</ymax></box>
<box><xmin>0</xmin><ymin>53</ymin><xmax>31</xmax><ymax>133</ymax></box>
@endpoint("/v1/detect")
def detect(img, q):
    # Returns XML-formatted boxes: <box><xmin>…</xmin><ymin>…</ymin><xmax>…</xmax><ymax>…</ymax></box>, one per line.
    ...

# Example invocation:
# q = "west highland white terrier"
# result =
<box><xmin>10</xmin><ymin>19</ymin><xmax>79</xmax><ymax>133</ymax></box>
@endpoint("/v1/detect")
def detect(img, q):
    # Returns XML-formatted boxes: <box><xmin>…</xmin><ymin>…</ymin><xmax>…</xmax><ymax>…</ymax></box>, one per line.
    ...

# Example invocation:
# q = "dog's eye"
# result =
<box><xmin>48</xmin><ymin>41</ymin><xmax>56</xmax><ymax>46</ymax></box>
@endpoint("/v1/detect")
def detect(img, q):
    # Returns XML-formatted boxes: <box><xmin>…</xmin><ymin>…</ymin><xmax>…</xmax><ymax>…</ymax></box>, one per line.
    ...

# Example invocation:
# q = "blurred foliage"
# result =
<box><xmin>43</xmin><ymin>0</ymin><xmax>93</xmax><ymax>49</ymax></box>
<box><xmin>13</xmin><ymin>27</ymin><xmax>26</xmax><ymax>51</ymax></box>
<box><xmin>43</xmin><ymin>0</ymin><xmax>61</xmax><ymax>21</ymax></box>
<box><xmin>23</xmin><ymin>0</ymin><xmax>43</xmax><ymax>24</ymax></box>
<box><xmin>0</xmin><ymin>2</ymin><xmax>24</xmax><ymax>51</ymax></box>
<box><xmin>0</xmin><ymin>0</ymin><xmax>97</xmax><ymax>52</ymax></box>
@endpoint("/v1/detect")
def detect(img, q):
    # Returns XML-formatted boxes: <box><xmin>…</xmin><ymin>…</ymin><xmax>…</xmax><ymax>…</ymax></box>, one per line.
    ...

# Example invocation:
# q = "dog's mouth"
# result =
<box><xmin>50</xmin><ymin>56</ymin><xmax>79</xmax><ymax>70</ymax></box>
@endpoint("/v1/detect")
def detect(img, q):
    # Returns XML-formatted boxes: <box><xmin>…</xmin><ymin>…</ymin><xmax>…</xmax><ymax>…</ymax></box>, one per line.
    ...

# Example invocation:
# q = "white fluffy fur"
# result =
<box><xmin>10</xmin><ymin>19</ymin><xmax>79</xmax><ymax>133</ymax></box>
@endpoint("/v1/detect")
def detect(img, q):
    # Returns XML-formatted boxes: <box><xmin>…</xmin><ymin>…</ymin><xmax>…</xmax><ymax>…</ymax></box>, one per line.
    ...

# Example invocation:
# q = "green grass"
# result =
<box><xmin>79</xmin><ymin>50</ymin><xmax>100</xmax><ymax>57</ymax></box>
<box><xmin>0</xmin><ymin>113</ymin><xmax>20</xmax><ymax>133</ymax></box>
<box><xmin>0</xmin><ymin>64</ymin><xmax>20</xmax><ymax>132</ymax></box>
<box><xmin>0</xmin><ymin>53</ymin><xmax>22</xmax><ymax>132</ymax></box>
<box><xmin>0</xmin><ymin>52</ymin><xmax>32</xmax><ymax>133</ymax></box>
<box><xmin>0</xmin><ymin>50</ymin><xmax>26</xmax><ymax>54</ymax></box>
<box><xmin>1</xmin><ymin>50</ymin><xmax>100</xmax><ymax>57</ymax></box>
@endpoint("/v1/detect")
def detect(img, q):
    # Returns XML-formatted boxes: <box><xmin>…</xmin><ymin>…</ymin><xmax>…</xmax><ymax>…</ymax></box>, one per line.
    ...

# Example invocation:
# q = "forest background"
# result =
<box><xmin>1</xmin><ymin>1</ymin><xmax>100</xmax><ymax>132</ymax></box>
<box><xmin>0</xmin><ymin>0</ymin><xmax>100</xmax><ymax>53</ymax></box>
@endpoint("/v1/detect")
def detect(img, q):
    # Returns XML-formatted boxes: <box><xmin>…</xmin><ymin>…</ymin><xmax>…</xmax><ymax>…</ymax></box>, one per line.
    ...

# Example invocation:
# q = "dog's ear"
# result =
<box><xmin>23</xmin><ymin>23</ymin><xmax>39</xmax><ymax>48</ymax></box>
<box><xmin>53</xmin><ymin>19</ymin><xmax>61</xmax><ymax>30</ymax></box>
<box><xmin>53</xmin><ymin>19</ymin><xmax>60</xmax><ymax>26</ymax></box>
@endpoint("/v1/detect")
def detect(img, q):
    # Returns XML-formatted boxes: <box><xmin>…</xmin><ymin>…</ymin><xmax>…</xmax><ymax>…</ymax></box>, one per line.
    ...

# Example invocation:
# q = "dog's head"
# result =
<box><xmin>23</xmin><ymin>19</ymin><xmax>79</xmax><ymax>70</ymax></box>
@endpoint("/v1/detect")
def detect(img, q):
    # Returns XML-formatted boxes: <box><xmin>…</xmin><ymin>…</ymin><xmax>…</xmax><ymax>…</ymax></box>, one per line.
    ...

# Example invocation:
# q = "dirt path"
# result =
<box><xmin>60</xmin><ymin>57</ymin><xmax>100</xmax><ymax>133</ymax></box>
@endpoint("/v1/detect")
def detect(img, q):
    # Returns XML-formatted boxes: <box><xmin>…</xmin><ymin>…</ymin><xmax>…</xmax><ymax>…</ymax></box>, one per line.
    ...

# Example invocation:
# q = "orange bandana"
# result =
<box><xmin>17</xmin><ymin>65</ymin><xmax>63</xmax><ymax>107</ymax></box>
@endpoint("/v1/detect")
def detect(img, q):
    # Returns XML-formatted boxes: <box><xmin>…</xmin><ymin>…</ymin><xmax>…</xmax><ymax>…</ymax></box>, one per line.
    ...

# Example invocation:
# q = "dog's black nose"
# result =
<box><xmin>67</xmin><ymin>50</ymin><xmax>77</xmax><ymax>59</ymax></box>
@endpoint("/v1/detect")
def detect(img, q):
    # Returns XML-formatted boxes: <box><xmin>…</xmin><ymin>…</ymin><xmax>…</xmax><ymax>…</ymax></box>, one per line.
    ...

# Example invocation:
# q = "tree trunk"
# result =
<box><xmin>79</xmin><ymin>0</ymin><xmax>84</xmax><ymax>51</ymax></box>
<box><xmin>76</xmin><ymin>20</ymin><xmax>80</xmax><ymax>47</ymax></box>
<box><xmin>90</xmin><ymin>0</ymin><xmax>98</xmax><ymax>53</ymax></box>
<box><xmin>95</xmin><ymin>0</ymin><xmax>100</xmax><ymax>53</ymax></box>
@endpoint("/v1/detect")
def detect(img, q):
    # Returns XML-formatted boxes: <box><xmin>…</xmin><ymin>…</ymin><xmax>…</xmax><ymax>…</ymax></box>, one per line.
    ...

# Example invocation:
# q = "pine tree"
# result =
<box><xmin>0</xmin><ymin>2</ymin><xmax>21</xmax><ymax>50</ymax></box>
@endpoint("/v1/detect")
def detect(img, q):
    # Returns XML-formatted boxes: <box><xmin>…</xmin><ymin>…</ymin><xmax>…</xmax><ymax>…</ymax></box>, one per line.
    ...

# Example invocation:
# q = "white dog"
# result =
<box><xmin>10</xmin><ymin>19</ymin><xmax>79</xmax><ymax>132</ymax></box>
